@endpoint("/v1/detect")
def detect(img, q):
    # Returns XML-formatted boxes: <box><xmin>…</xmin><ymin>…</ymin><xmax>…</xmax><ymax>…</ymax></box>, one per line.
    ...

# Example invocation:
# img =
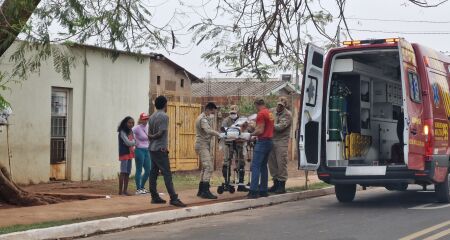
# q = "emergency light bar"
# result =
<box><xmin>343</xmin><ymin>38</ymin><xmax>399</xmax><ymax>46</ymax></box>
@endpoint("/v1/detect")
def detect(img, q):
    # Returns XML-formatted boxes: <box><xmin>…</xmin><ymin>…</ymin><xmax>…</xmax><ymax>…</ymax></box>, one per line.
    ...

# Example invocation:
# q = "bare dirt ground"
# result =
<box><xmin>0</xmin><ymin>160</ymin><xmax>307</xmax><ymax>210</ymax></box>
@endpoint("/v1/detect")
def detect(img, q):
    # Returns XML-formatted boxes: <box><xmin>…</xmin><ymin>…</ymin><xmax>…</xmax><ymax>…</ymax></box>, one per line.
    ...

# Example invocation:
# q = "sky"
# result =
<box><xmin>152</xmin><ymin>0</ymin><xmax>450</xmax><ymax>79</ymax></box>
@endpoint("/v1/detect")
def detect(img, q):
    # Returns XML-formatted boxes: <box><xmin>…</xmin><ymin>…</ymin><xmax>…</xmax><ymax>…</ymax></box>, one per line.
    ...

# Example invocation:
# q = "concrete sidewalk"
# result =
<box><xmin>0</xmin><ymin>175</ymin><xmax>319</xmax><ymax>228</ymax></box>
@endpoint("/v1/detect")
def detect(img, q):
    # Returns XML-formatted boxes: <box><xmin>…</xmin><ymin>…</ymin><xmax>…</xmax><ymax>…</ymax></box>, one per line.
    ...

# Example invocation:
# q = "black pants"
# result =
<box><xmin>149</xmin><ymin>151</ymin><xmax>177</xmax><ymax>200</ymax></box>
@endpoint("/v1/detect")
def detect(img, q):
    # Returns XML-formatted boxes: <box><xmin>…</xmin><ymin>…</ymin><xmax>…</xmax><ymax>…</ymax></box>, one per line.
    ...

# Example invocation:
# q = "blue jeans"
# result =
<box><xmin>250</xmin><ymin>140</ymin><xmax>273</xmax><ymax>192</ymax></box>
<box><xmin>135</xmin><ymin>148</ymin><xmax>151</xmax><ymax>190</ymax></box>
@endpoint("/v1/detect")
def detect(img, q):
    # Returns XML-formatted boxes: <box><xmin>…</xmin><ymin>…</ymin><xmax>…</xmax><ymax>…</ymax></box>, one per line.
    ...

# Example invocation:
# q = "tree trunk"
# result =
<box><xmin>0</xmin><ymin>162</ymin><xmax>61</xmax><ymax>206</ymax></box>
<box><xmin>0</xmin><ymin>0</ymin><xmax>41</xmax><ymax>57</ymax></box>
<box><xmin>0</xmin><ymin>0</ymin><xmax>58</xmax><ymax>206</ymax></box>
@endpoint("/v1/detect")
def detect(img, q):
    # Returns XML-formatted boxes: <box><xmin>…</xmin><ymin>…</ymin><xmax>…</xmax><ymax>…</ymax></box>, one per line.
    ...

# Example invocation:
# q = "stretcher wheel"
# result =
<box><xmin>217</xmin><ymin>186</ymin><xmax>224</xmax><ymax>194</ymax></box>
<box><xmin>229</xmin><ymin>186</ymin><xmax>236</xmax><ymax>194</ymax></box>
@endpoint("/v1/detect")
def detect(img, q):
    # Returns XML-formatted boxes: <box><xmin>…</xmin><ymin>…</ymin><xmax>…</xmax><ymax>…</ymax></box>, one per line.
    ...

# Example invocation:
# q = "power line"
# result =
<box><xmin>345</xmin><ymin>17</ymin><xmax>450</xmax><ymax>24</ymax></box>
<box><xmin>347</xmin><ymin>28</ymin><xmax>450</xmax><ymax>35</ymax></box>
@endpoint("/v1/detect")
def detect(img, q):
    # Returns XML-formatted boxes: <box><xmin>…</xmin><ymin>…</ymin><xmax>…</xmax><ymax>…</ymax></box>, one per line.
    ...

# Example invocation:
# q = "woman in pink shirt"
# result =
<box><xmin>132</xmin><ymin>113</ymin><xmax>151</xmax><ymax>194</ymax></box>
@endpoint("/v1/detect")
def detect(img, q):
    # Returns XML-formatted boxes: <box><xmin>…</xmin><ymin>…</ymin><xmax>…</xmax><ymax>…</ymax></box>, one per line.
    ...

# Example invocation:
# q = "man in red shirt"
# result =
<box><xmin>248</xmin><ymin>98</ymin><xmax>275</xmax><ymax>198</ymax></box>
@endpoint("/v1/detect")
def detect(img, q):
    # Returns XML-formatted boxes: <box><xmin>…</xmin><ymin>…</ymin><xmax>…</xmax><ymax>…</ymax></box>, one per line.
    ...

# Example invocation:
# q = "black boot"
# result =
<box><xmin>237</xmin><ymin>185</ymin><xmax>249</xmax><ymax>192</ymax></box>
<box><xmin>200</xmin><ymin>182</ymin><xmax>218</xmax><ymax>199</ymax></box>
<box><xmin>259</xmin><ymin>191</ymin><xmax>269</xmax><ymax>197</ymax></box>
<box><xmin>275</xmin><ymin>181</ymin><xmax>286</xmax><ymax>194</ymax></box>
<box><xmin>268</xmin><ymin>179</ymin><xmax>279</xmax><ymax>193</ymax></box>
<box><xmin>247</xmin><ymin>190</ymin><xmax>259</xmax><ymax>199</ymax></box>
<box><xmin>237</xmin><ymin>167</ymin><xmax>249</xmax><ymax>192</ymax></box>
<box><xmin>197</xmin><ymin>182</ymin><xmax>203</xmax><ymax>197</ymax></box>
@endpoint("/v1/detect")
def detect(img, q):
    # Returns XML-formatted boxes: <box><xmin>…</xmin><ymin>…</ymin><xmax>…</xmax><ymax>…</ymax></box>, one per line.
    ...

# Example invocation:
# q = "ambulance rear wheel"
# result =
<box><xmin>435</xmin><ymin>171</ymin><xmax>450</xmax><ymax>203</ymax></box>
<box><xmin>398</xmin><ymin>183</ymin><xmax>409</xmax><ymax>191</ymax></box>
<box><xmin>335</xmin><ymin>184</ymin><xmax>356</xmax><ymax>203</ymax></box>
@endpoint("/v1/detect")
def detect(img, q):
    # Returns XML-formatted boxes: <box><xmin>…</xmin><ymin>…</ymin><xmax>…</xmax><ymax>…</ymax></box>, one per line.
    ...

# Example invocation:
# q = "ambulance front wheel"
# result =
<box><xmin>335</xmin><ymin>184</ymin><xmax>356</xmax><ymax>203</ymax></box>
<box><xmin>435</xmin><ymin>171</ymin><xmax>450</xmax><ymax>203</ymax></box>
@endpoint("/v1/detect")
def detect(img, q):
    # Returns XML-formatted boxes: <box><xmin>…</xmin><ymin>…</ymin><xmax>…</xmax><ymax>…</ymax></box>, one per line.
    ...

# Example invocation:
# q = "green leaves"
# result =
<box><xmin>52</xmin><ymin>45</ymin><xmax>75</xmax><ymax>81</ymax></box>
<box><xmin>235</xmin><ymin>95</ymin><xmax>278</xmax><ymax>116</ymax></box>
<box><xmin>0</xmin><ymin>0</ymin><xmax>176</xmax><ymax>108</ymax></box>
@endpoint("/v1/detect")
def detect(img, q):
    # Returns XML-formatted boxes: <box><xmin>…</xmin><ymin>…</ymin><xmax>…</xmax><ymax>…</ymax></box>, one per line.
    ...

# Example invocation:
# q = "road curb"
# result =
<box><xmin>0</xmin><ymin>187</ymin><xmax>334</xmax><ymax>240</ymax></box>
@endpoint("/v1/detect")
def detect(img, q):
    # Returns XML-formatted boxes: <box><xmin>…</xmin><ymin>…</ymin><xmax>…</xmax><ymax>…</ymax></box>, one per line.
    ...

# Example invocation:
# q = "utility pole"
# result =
<box><xmin>295</xmin><ymin>10</ymin><xmax>309</xmax><ymax>186</ymax></box>
<box><xmin>206</xmin><ymin>72</ymin><xmax>212</xmax><ymax>102</ymax></box>
<box><xmin>337</xmin><ymin>26</ymin><xmax>341</xmax><ymax>47</ymax></box>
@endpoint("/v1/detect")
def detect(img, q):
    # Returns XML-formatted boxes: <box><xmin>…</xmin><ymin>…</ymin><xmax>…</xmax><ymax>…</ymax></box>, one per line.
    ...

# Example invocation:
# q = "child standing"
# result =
<box><xmin>118</xmin><ymin>116</ymin><xmax>136</xmax><ymax>196</ymax></box>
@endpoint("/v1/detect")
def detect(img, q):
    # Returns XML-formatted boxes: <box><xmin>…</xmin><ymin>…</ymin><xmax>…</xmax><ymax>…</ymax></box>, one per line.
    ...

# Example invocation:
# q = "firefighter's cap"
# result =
<box><xmin>229</xmin><ymin>105</ymin><xmax>239</xmax><ymax>114</ymax></box>
<box><xmin>254</xmin><ymin>97</ymin><xmax>265</xmax><ymax>106</ymax></box>
<box><xmin>277</xmin><ymin>96</ymin><xmax>288</xmax><ymax>107</ymax></box>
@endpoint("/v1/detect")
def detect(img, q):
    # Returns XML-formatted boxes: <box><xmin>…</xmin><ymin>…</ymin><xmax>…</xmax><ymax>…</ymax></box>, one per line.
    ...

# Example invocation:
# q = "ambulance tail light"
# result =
<box><xmin>423</xmin><ymin>119</ymin><xmax>433</xmax><ymax>156</ymax></box>
<box><xmin>423</xmin><ymin>125</ymin><xmax>429</xmax><ymax>136</ymax></box>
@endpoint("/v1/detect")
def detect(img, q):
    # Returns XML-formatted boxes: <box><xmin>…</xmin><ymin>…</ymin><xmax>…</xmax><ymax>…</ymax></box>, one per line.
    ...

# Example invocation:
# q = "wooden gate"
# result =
<box><xmin>167</xmin><ymin>102</ymin><xmax>202</xmax><ymax>171</ymax></box>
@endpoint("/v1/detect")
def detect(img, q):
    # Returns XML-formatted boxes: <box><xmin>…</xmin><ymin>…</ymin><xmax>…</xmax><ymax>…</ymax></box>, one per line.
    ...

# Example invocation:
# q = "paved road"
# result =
<box><xmin>84</xmin><ymin>187</ymin><xmax>450</xmax><ymax>240</ymax></box>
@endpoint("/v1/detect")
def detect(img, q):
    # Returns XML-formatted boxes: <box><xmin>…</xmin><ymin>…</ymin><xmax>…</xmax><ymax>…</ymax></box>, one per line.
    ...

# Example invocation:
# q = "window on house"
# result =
<box><xmin>157</xmin><ymin>76</ymin><xmax>161</xmax><ymax>85</ymax></box>
<box><xmin>181</xmin><ymin>79</ymin><xmax>184</xmax><ymax>88</ymax></box>
<box><xmin>50</xmin><ymin>88</ymin><xmax>71</xmax><ymax>181</ymax></box>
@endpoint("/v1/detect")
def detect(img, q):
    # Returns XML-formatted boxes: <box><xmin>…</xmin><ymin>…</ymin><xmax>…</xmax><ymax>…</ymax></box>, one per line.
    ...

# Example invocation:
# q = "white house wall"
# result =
<box><xmin>0</xmin><ymin>43</ymin><xmax>150</xmax><ymax>184</ymax></box>
<box><xmin>82</xmin><ymin>49</ymin><xmax>150</xmax><ymax>181</ymax></box>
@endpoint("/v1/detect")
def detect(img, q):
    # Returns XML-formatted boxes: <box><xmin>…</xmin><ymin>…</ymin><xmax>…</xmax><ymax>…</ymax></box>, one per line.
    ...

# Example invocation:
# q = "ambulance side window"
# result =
<box><xmin>305</xmin><ymin>76</ymin><xmax>318</xmax><ymax>107</ymax></box>
<box><xmin>312</xmin><ymin>52</ymin><xmax>323</xmax><ymax>69</ymax></box>
<box><xmin>408</xmin><ymin>72</ymin><xmax>421</xmax><ymax>103</ymax></box>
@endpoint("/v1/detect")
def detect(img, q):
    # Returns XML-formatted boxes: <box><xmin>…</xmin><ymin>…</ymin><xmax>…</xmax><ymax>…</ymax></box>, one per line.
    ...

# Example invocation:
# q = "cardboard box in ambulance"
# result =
<box><xmin>298</xmin><ymin>38</ymin><xmax>450</xmax><ymax>203</ymax></box>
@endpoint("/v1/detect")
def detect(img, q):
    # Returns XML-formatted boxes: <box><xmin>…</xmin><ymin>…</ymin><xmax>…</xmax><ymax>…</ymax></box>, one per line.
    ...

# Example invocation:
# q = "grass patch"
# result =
<box><xmin>286</xmin><ymin>182</ymin><xmax>331</xmax><ymax>193</ymax></box>
<box><xmin>0</xmin><ymin>219</ymin><xmax>82</xmax><ymax>235</ymax></box>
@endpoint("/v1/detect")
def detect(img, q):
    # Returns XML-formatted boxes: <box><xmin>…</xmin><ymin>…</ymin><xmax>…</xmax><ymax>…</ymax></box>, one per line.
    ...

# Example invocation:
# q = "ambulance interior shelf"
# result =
<box><xmin>326</xmin><ymin>56</ymin><xmax>404</xmax><ymax>167</ymax></box>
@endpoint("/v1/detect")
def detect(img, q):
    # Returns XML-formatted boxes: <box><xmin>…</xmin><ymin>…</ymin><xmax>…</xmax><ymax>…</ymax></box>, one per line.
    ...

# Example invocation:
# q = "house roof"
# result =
<box><xmin>192</xmin><ymin>78</ymin><xmax>300</xmax><ymax>97</ymax></box>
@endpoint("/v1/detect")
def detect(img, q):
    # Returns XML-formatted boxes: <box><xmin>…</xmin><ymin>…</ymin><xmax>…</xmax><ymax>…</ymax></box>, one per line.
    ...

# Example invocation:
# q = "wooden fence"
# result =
<box><xmin>155</xmin><ymin>95</ymin><xmax>301</xmax><ymax>172</ymax></box>
<box><xmin>166</xmin><ymin>102</ymin><xmax>202</xmax><ymax>171</ymax></box>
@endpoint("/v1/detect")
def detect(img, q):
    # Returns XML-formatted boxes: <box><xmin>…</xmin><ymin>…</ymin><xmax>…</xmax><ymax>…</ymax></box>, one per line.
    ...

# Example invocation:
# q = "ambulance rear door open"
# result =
<box><xmin>398</xmin><ymin>38</ymin><xmax>425</xmax><ymax>170</ymax></box>
<box><xmin>298</xmin><ymin>44</ymin><xmax>325</xmax><ymax>170</ymax></box>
